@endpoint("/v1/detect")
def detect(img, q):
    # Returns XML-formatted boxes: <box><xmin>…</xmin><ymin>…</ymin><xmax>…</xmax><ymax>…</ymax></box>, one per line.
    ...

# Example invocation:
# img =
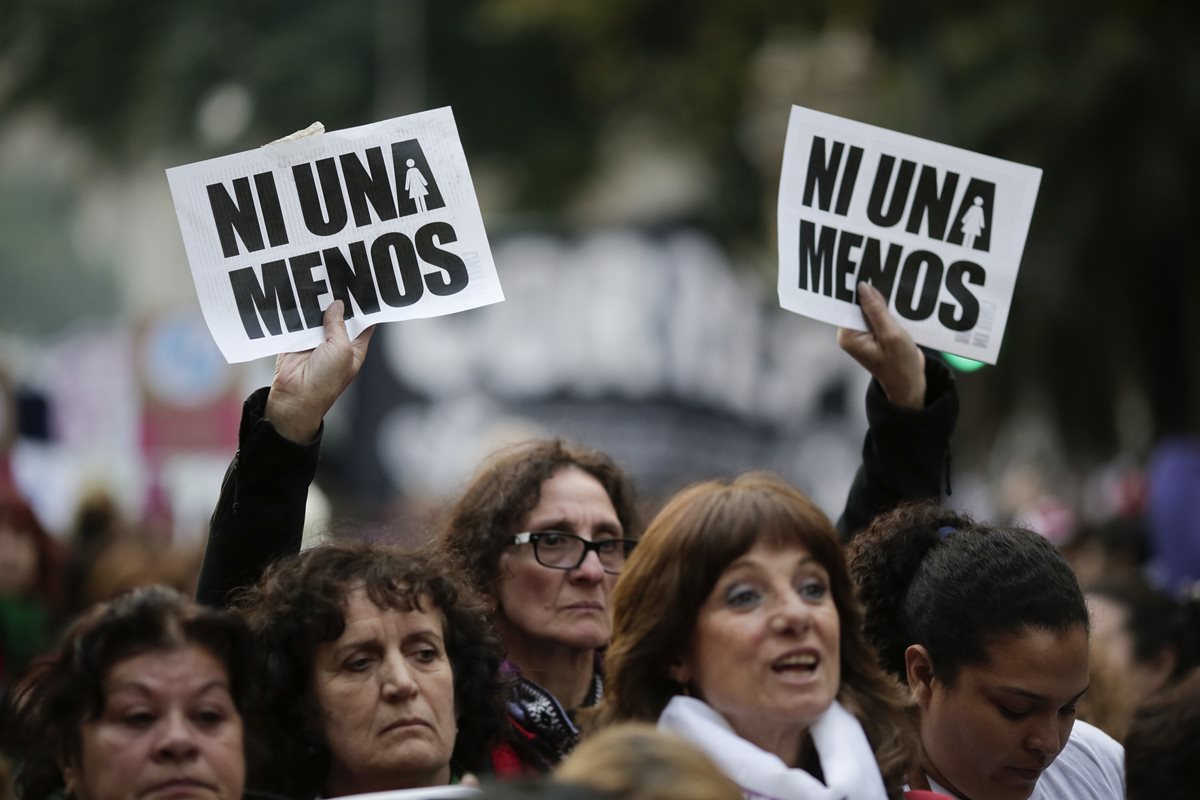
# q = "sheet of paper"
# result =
<box><xmin>167</xmin><ymin>107</ymin><xmax>503</xmax><ymax>363</ymax></box>
<box><xmin>778</xmin><ymin>105</ymin><xmax>1042</xmax><ymax>364</ymax></box>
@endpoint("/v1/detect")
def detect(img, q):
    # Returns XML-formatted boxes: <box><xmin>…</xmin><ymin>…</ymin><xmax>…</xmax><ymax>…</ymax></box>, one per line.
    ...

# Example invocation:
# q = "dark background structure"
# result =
<box><xmin>2</xmin><ymin>0</ymin><xmax>1197</xmax><ymax>528</ymax></box>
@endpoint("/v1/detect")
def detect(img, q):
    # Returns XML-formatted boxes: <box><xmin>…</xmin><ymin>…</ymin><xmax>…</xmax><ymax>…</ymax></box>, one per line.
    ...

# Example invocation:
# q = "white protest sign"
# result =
<box><xmin>778</xmin><ymin>106</ymin><xmax>1041</xmax><ymax>364</ymax></box>
<box><xmin>167</xmin><ymin>108</ymin><xmax>504</xmax><ymax>363</ymax></box>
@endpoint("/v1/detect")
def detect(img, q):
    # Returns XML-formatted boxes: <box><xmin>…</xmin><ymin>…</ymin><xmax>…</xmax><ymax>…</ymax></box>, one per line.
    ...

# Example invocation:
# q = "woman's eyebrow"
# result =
<box><xmin>996</xmin><ymin>685</ymin><xmax>1090</xmax><ymax>704</ymax></box>
<box><xmin>332</xmin><ymin>637</ymin><xmax>384</xmax><ymax>657</ymax></box>
<box><xmin>526</xmin><ymin>519</ymin><xmax>623</xmax><ymax>536</ymax></box>
<box><xmin>197</xmin><ymin>679</ymin><xmax>232</xmax><ymax>692</ymax></box>
<box><xmin>107</xmin><ymin>679</ymin><xmax>230</xmax><ymax>696</ymax></box>
<box><xmin>997</xmin><ymin>686</ymin><xmax>1046</xmax><ymax>702</ymax></box>
<box><xmin>525</xmin><ymin>518</ymin><xmax>573</xmax><ymax>531</ymax></box>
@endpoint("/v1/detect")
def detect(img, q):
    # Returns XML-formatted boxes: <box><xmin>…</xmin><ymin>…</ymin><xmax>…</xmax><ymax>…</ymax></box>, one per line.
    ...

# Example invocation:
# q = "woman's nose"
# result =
<box><xmin>769</xmin><ymin>593</ymin><xmax>812</xmax><ymax>635</ymax></box>
<box><xmin>1025</xmin><ymin>714</ymin><xmax>1066</xmax><ymax>757</ymax></box>
<box><xmin>380</xmin><ymin>653</ymin><xmax>420</xmax><ymax>701</ymax></box>
<box><xmin>568</xmin><ymin>549</ymin><xmax>606</xmax><ymax>584</ymax></box>
<box><xmin>154</xmin><ymin>713</ymin><xmax>200</xmax><ymax>762</ymax></box>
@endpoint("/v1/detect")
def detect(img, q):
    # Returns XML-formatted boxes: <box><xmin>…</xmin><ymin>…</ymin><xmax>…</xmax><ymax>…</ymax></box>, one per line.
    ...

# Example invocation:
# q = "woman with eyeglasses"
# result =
<box><xmin>197</xmin><ymin>283</ymin><xmax>957</xmax><ymax>773</ymax></box>
<box><xmin>435</xmin><ymin>439</ymin><xmax>638</xmax><ymax>773</ymax></box>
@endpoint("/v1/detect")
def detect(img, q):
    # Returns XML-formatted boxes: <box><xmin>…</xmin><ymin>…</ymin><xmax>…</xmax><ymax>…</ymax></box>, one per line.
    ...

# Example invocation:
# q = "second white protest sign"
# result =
<box><xmin>777</xmin><ymin>106</ymin><xmax>1042</xmax><ymax>365</ymax></box>
<box><xmin>167</xmin><ymin>107</ymin><xmax>504</xmax><ymax>363</ymax></box>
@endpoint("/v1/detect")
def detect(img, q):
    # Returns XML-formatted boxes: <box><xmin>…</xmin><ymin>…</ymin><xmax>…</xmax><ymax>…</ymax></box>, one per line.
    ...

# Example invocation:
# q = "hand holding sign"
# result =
<box><xmin>265</xmin><ymin>300</ymin><xmax>374</xmax><ymax>443</ymax></box>
<box><xmin>838</xmin><ymin>282</ymin><xmax>926</xmax><ymax>410</ymax></box>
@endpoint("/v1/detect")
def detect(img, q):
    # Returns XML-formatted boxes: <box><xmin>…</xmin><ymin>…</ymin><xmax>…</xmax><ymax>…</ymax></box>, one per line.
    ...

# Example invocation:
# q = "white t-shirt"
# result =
<box><xmin>925</xmin><ymin>720</ymin><xmax>1124</xmax><ymax>799</ymax></box>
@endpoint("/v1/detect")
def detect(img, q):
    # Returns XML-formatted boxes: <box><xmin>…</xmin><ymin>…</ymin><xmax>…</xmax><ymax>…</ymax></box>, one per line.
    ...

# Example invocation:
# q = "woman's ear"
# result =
<box><xmin>905</xmin><ymin>644</ymin><xmax>936</xmax><ymax>709</ymax></box>
<box><xmin>668</xmin><ymin>658</ymin><xmax>691</xmax><ymax>686</ymax></box>
<box><xmin>61</xmin><ymin>762</ymin><xmax>78</xmax><ymax>797</ymax></box>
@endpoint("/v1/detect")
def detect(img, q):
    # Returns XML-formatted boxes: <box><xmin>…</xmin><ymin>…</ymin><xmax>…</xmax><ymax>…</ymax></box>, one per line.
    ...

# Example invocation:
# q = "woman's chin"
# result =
<box><xmin>557</xmin><ymin>625</ymin><xmax>610</xmax><ymax>652</ymax></box>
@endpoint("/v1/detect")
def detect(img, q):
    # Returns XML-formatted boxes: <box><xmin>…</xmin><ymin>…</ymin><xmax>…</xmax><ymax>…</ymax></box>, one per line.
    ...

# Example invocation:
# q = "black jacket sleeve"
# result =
<box><xmin>836</xmin><ymin>355</ymin><xmax>959</xmax><ymax>541</ymax></box>
<box><xmin>196</xmin><ymin>387</ymin><xmax>321</xmax><ymax>608</ymax></box>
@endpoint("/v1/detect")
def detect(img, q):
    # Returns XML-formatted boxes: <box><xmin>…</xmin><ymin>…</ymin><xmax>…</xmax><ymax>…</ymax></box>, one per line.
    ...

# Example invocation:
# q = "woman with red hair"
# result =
<box><xmin>0</xmin><ymin>485</ymin><xmax>63</xmax><ymax>691</ymax></box>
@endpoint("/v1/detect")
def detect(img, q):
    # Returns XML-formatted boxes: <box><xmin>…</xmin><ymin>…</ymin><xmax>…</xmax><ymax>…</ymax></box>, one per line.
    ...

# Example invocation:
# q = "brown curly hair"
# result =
<box><xmin>592</xmin><ymin>472</ymin><xmax>916</xmax><ymax>799</ymax></box>
<box><xmin>436</xmin><ymin>439</ymin><xmax>639</xmax><ymax>600</ymax></box>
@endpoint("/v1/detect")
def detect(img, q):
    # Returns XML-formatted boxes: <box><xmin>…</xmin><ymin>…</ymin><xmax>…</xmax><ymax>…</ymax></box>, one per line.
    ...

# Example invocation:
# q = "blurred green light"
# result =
<box><xmin>941</xmin><ymin>352</ymin><xmax>987</xmax><ymax>373</ymax></box>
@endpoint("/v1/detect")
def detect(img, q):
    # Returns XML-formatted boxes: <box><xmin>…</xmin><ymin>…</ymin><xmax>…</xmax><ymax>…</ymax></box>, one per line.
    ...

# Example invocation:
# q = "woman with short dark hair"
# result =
<box><xmin>1086</xmin><ymin>577</ymin><xmax>1200</xmax><ymax>701</ymax></box>
<box><xmin>4</xmin><ymin>586</ymin><xmax>251</xmax><ymax>800</ymax></box>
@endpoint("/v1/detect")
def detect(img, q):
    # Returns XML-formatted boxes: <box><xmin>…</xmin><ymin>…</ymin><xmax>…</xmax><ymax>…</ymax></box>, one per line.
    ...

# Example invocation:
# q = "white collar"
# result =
<box><xmin>657</xmin><ymin>695</ymin><xmax>889</xmax><ymax>800</ymax></box>
<box><xmin>925</xmin><ymin>775</ymin><xmax>959</xmax><ymax>798</ymax></box>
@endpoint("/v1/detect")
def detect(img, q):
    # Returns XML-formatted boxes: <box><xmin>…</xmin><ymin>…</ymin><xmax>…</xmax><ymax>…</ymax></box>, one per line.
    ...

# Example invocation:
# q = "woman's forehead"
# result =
<box><xmin>966</xmin><ymin>625</ymin><xmax>1090</xmax><ymax>694</ymax></box>
<box><xmin>723</xmin><ymin>541</ymin><xmax>817</xmax><ymax>570</ymax></box>
<box><xmin>525</xmin><ymin>467</ymin><xmax>620</xmax><ymax>527</ymax></box>
<box><xmin>105</xmin><ymin>645</ymin><xmax>231</xmax><ymax>691</ymax></box>
<box><xmin>339</xmin><ymin>586</ymin><xmax>445</xmax><ymax>634</ymax></box>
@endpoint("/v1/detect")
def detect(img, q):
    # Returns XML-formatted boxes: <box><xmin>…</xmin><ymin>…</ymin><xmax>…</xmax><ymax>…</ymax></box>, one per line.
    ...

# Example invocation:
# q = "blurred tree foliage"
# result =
<box><xmin>1</xmin><ymin>0</ymin><xmax>1197</xmax><ymax>455</ymax></box>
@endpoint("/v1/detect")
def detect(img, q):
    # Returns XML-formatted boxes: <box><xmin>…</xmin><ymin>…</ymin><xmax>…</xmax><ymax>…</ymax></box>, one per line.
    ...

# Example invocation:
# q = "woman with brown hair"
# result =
<box><xmin>434</xmin><ymin>438</ymin><xmax>638</xmax><ymax>773</ymax></box>
<box><xmin>593</xmin><ymin>472</ymin><xmax>916</xmax><ymax>800</ymax></box>
<box><xmin>0</xmin><ymin>485</ymin><xmax>64</xmax><ymax>691</ymax></box>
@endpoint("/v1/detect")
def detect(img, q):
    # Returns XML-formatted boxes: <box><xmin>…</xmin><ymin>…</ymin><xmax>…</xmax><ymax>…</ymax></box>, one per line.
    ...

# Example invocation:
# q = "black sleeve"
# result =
<box><xmin>196</xmin><ymin>387</ymin><xmax>322</xmax><ymax>608</ymax></box>
<box><xmin>836</xmin><ymin>354</ymin><xmax>959</xmax><ymax>541</ymax></box>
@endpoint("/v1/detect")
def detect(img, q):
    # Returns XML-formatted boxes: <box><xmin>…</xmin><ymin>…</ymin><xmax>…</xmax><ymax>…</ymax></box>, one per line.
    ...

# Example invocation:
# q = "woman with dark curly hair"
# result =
<box><xmin>846</xmin><ymin>502</ymin><xmax>1124</xmax><ymax>800</ymax></box>
<box><xmin>593</xmin><ymin>473</ymin><xmax>918</xmax><ymax>800</ymax></box>
<box><xmin>232</xmin><ymin>539</ymin><xmax>506</xmax><ymax>798</ymax></box>
<box><xmin>3</xmin><ymin>585</ymin><xmax>251</xmax><ymax>800</ymax></box>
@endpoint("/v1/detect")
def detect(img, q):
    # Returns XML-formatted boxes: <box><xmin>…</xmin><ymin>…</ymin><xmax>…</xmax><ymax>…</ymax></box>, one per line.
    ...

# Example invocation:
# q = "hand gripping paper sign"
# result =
<box><xmin>777</xmin><ymin>106</ymin><xmax>1042</xmax><ymax>365</ymax></box>
<box><xmin>166</xmin><ymin>108</ymin><xmax>504</xmax><ymax>363</ymax></box>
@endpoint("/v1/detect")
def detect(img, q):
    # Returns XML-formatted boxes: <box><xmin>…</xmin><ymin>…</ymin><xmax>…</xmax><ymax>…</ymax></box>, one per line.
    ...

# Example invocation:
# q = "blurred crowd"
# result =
<box><xmin>0</xmin><ymin>481</ymin><xmax>203</xmax><ymax>692</ymax></box>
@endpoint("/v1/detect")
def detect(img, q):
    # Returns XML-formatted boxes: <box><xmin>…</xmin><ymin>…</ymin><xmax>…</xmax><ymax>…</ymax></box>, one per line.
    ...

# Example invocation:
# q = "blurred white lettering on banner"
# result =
<box><xmin>166</xmin><ymin>108</ymin><xmax>503</xmax><ymax>363</ymax></box>
<box><xmin>777</xmin><ymin>105</ymin><xmax>1041</xmax><ymax>365</ymax></box>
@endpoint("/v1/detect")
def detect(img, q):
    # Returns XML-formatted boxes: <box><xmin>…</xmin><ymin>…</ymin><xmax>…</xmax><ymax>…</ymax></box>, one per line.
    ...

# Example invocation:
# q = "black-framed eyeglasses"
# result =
<box><xmin>511</xmin><ymin>531</ymin><xmax>637</xmax><ymax>575</ymax></box>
